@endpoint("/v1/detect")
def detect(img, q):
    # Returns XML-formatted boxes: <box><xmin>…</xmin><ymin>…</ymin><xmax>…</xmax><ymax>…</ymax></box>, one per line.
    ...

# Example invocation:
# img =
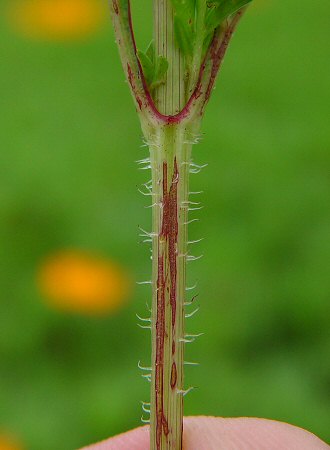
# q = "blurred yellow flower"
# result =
<box><xmin>38</xmin><ymin>250</ymin><xmax>132</xmax><ymax>315</ymax></box>
<box><xmin>9</xmin><ymin>0</ymin><xmax>105</xmax><ymax>41</ymax></box>
<box><xmin>0</xmin><ymin>434</ymin><xmax>23</xmax><ymax>450</ymax></box>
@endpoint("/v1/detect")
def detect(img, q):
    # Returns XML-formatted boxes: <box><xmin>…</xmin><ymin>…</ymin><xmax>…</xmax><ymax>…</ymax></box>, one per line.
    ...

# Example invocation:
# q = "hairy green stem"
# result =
<box><xmin>148</xmin><ymin>123</ymin><xmax>193</xmax><ymax>450</ymax></box>
<box><xmin>149</xmin><ymin>2</ymin><xmax>190</xmax><ymax>448</ymax></box>
<box><xmin>109</xmin><ymin>2</ymin><xmax>251</xmax><ymax>449</ymax></box>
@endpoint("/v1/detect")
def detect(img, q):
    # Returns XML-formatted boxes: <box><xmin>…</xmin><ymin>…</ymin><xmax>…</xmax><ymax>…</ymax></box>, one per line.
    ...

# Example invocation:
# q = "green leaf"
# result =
<box><xmin>173</xmin><ymin>16</ymin><xmax>194</xmax><ymax>56</ymax></box>
<box><xmin>171</xmin><ymin>0</ymin><xmax>196</xmax><ymax>21</ymax></box>
<box><xmin>170</xmin><ymin>0</ymin><xmax>252</xmax><ymax>56</ymax></box>
<box><xmin>138</xmin><ymin>41</ymin><xmax>169</xmax><ymax>90</ymax></box>
<box><xmin>206</xmin><ymin>0</ymin><xmax>252</xmax><ymax>32</ymax></box>
<box><xmin>154</xmin><ymin>56</ymin><xmax>169</xmax><ymax>84</ymax></box>
<box><xmin>170</xmin><ymin>0</ymin><xmax>196</xmax><ymax>56</ymax></box>
<box><xmin>146</xmin><ymin>40</ymin><xmax>155</xmax><ymax>63</ymax></box>
<box><xmin>203</xmin><ymin>31</ymin><xmax>215</xmax><ymax>53</ymax></box>
<box><xmin>137</xmin><ymin>50</ymin><xmax>154</xmax><ymax>87</ymax></box>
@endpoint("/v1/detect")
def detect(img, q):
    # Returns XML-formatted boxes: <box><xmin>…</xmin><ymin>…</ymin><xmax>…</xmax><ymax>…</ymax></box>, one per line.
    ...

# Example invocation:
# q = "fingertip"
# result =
<box><xmin>81</xmin><ymin>425</ymin><xmax>149</xmax><ymax>450</ymax></box>
<box><xmin>81</xmin><ymin>417</ymin><xmax>329</xmax><ymax>450</ymax></box>
<box><xmin>183</xmin><ymin>417</ymin><xmax>330</xmax><ymax>450</ymax></box>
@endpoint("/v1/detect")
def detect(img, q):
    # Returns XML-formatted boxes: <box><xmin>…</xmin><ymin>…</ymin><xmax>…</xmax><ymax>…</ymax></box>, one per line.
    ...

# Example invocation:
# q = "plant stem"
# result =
<box><xmin>109</xmin><ymin>2</ymin><xmax>251</xmax><ymax>449</ymax></box>
<box><xmin>146</xmin><ymin>3</ymin><xmax>193</xmax><ymax>449</ymax></box>
<box><xmin>148</xmin><ymin>123</ymin><xmax>193</xmax><ymax>450</ymax></box>
<box><xmin>153</xmin><ymin>0</ymin><xmax>185</xmax><ymax>115</ymax></box>
<box><xmin>187</xmin><ymin>0</ymin><xmax>206</xmax><ymax>97</ymax></box>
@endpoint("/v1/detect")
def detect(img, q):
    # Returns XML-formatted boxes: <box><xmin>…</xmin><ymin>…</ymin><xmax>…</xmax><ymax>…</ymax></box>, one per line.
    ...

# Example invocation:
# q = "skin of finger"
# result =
<box><xmin>81</xmin><ymin>416</ymin><xmax>330</xmax><ymax>450</ymax></box>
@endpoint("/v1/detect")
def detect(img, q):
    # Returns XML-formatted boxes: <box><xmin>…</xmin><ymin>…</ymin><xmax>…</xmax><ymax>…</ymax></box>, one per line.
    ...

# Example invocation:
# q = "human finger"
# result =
<box><xmin>81</xmin><ymin>416</ymin><xmax>329</xmax><ymax>449</ymax></box>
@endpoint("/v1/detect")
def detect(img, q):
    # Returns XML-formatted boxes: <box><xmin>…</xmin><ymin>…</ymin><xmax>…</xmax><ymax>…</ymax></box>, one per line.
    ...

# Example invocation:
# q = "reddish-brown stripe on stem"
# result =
<box><xmin>161</xmin><ymin>160</ymin><xmax>179</xmax><ymax>326</ymax></box>
<box><xmin>112</xmin><ymin>0</ymin><xmax>119</xmax><ymax>14</ymax></box>
<box><xmin>155</xmin><ymin>158</ymin><xmax>180</xmax><ymax>448</ymax></box>
<box><xmin>126</xmin><ymin>63</ymin><xmax>143</xmax><ymax>111</ymax></box>
<box><xmin>168</xmin><ymin>160</ymin><xmax>179</xmax><ymax>327</ymax></box>
<box><xmin>171</xmin><ymin>362</ymin><xmax>177</xmax><ymax>389</ymax></box>
<box><xmin>155</xmin><ymin>252</ymin><xmax>166</xmax><ymax>449</ymax></box>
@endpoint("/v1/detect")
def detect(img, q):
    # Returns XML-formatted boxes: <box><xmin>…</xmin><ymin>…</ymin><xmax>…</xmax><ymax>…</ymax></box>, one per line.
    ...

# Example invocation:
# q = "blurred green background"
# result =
<box><xmin>0</xmin><ymin>0</ymin><xmax>329</xmax><ymax>449</ymax></box>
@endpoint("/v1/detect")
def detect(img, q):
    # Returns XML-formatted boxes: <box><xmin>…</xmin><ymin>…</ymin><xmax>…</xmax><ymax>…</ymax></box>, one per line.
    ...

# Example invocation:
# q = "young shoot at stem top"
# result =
<box><xmin>138</xmin><ymin>0</ymin><xmax>252</xmax><ymax>100</ymax></box>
